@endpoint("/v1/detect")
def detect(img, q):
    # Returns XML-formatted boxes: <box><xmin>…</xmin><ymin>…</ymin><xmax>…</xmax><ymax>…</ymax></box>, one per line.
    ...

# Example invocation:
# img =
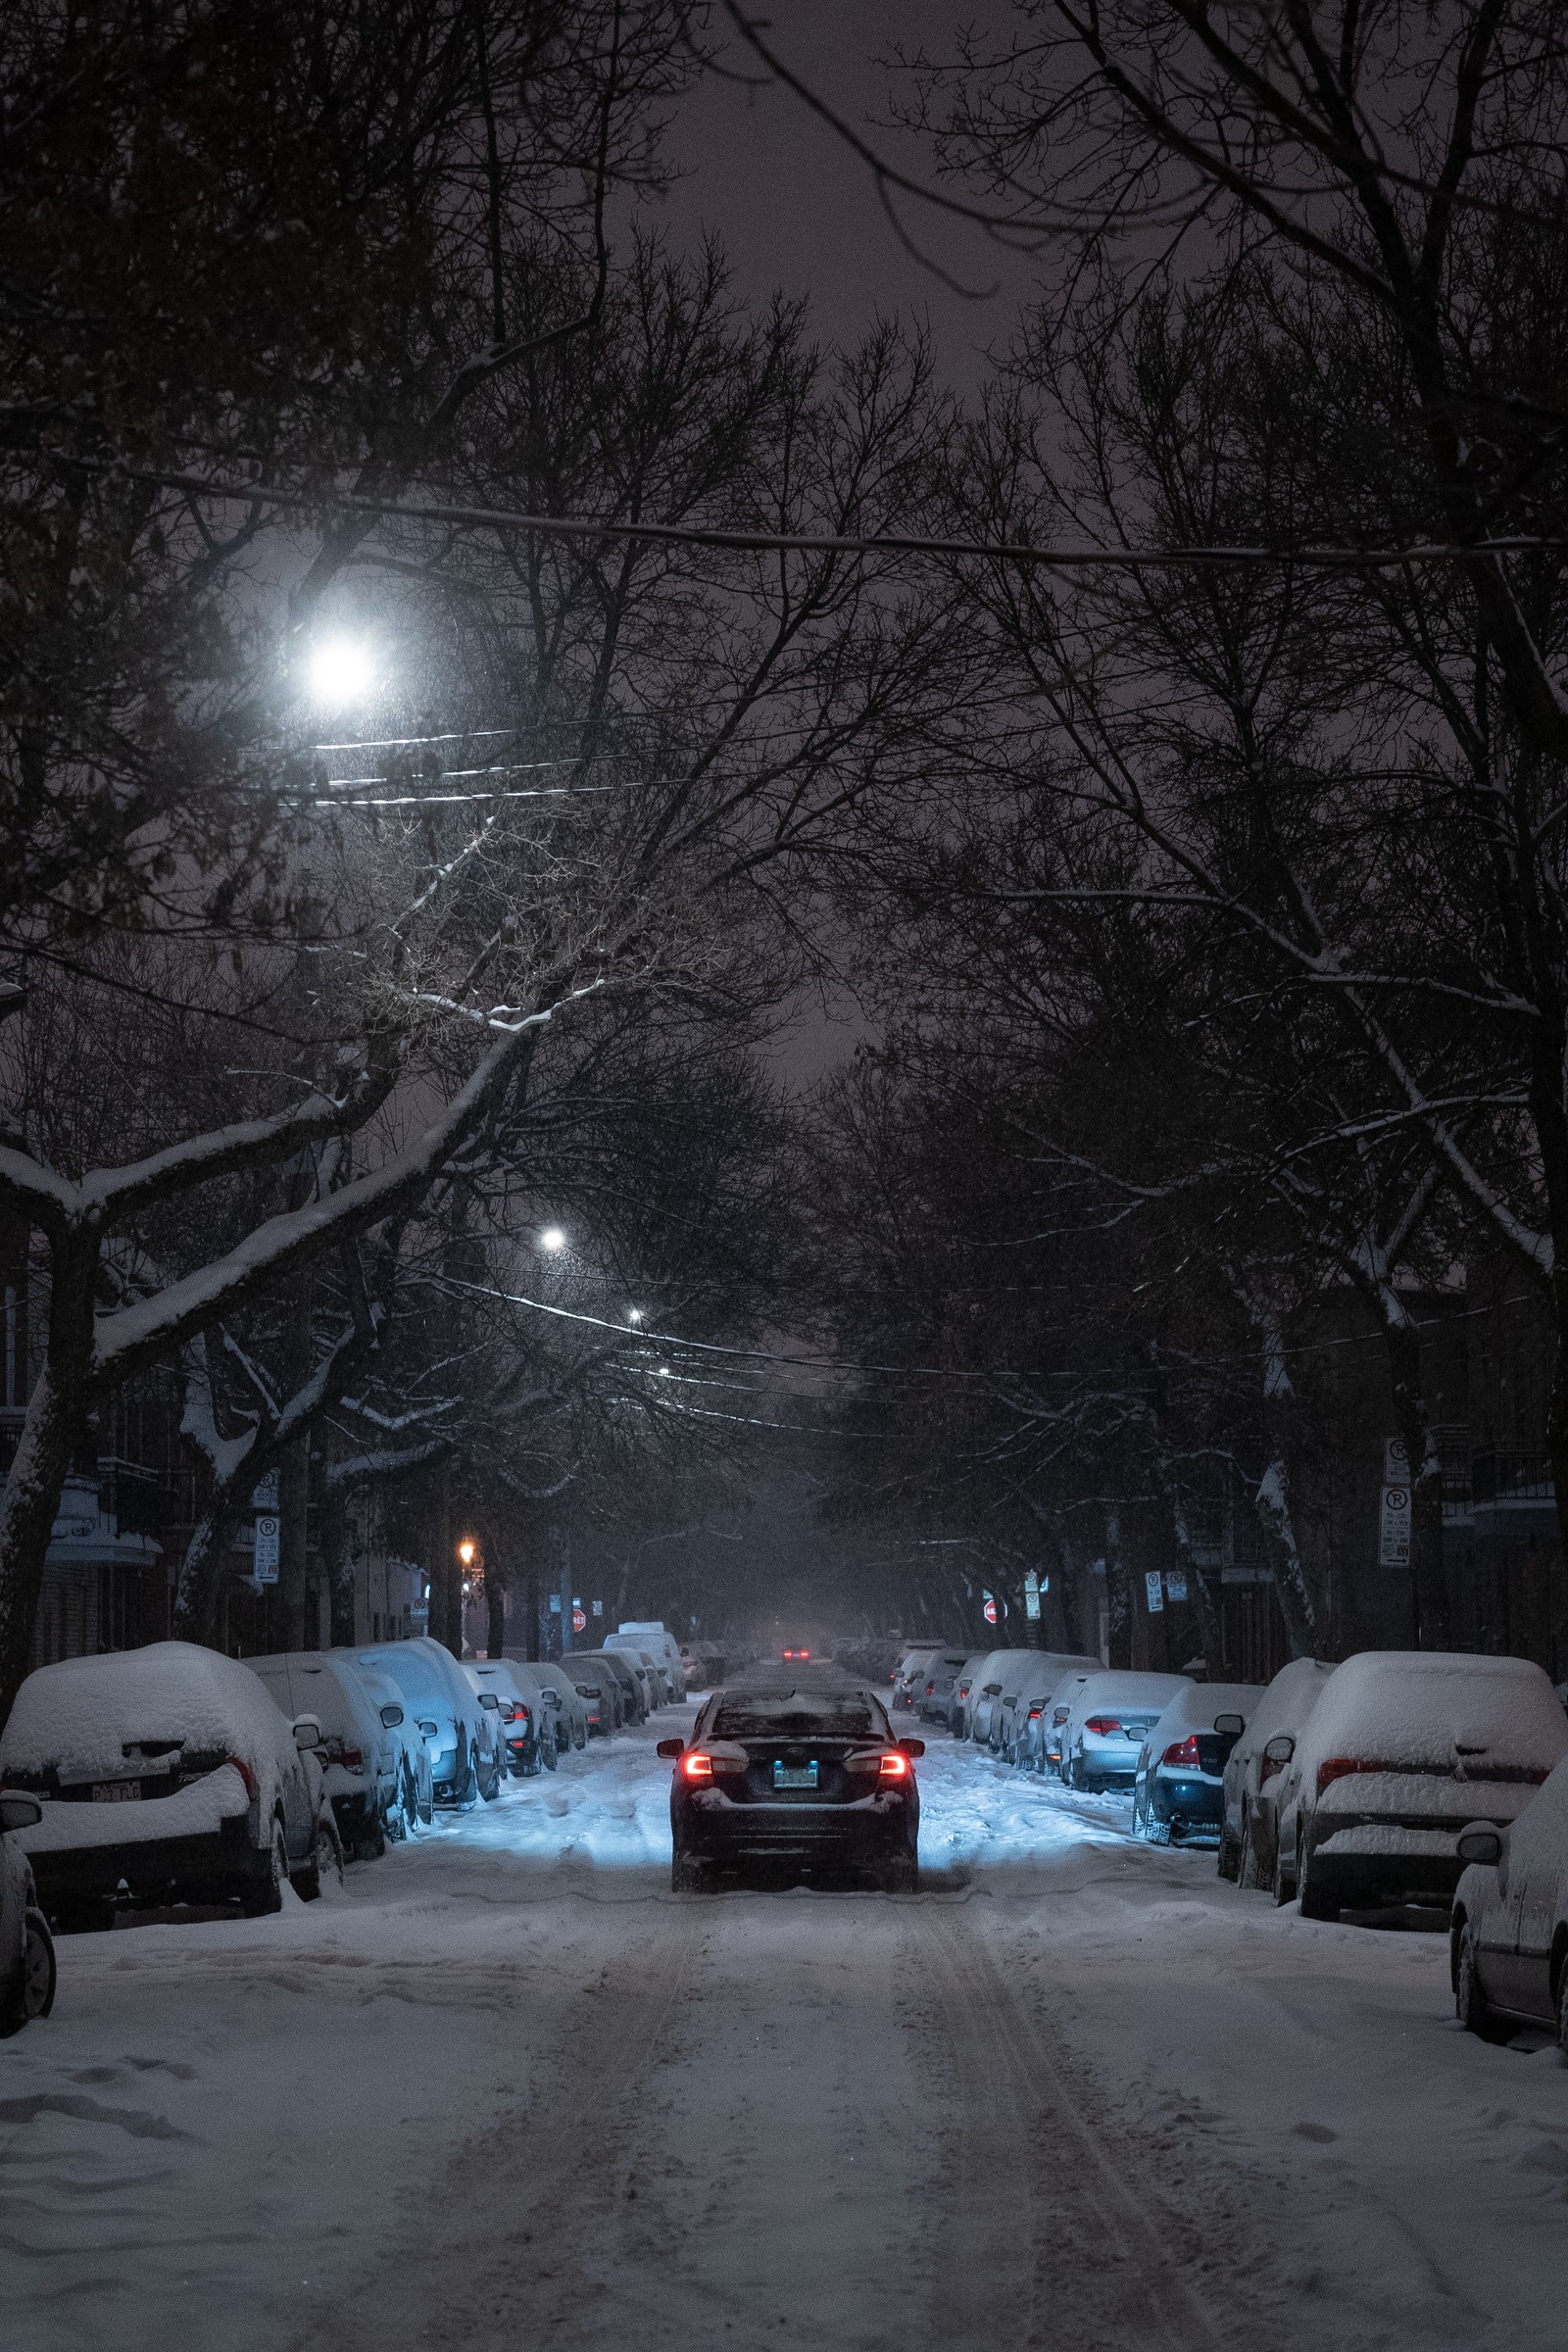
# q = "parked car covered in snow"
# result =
<box><xmin>592</xmin><ymin>1648</ymin><xmax>648</xmax><ymax>1725</ymax></box>
<box><xmin>1060</xmin><ymin>1672</ymin><xmax>1190</xmax><ymax>1792</ymax></box>
<box><xmin>1452</xmin><ymin>1753</ymin><xmax>1568</xmax><ymax>2044</ymax></box>
<box><xmin>913</xmin><ymin>1649</ymin><xmax>972</xmax><ymax>1726</ymax></box>
<box><xmin>461</xmin><ymin>1660</ymin><xmax>543</xmax><ymax>1776</ymax></box>
<box><xmin>0</xmin><ymin>1642</ymin><xmax>332</xmax><ymax>1927</ymax></box>
<box><xmin>1133</xmin><ymin>1681</ymin><xmax>1260</xmax><ymax>1843</ymax></box>
<box><xmin>998</xmin><ymin>1652</ymin><xmax>1102</xmax><ymax>1764</ymax></box>
<box><xmin>343</xmin><ymin>1660</ymin><xmax>434</xmax><ymax>1825</ymax></box>
<box><xmin>352</xmin><ymin>1638</ymin><xmax>500</xmax><ymax>1805</ymax></box>
<box><xmin>1217</xmin><ymin>1657</ymin><xmax>1336</xmax><ymax>1889</ymax></box>
<box><xmin>607</xmin><ymin>1621</ymin><xmax>686</xmax><ymax>1698</ymax></box>
<box><xmin>891</xmin><ymin>1643</ymin><xmax>949</xmax><ymax>1713</ymax></box>
<box><xmin>1284</xmin><ymin>1651</ymin><xmax>1568</xmax><ymax>1921</ymax></box>
<box><xmin>1032</xmin><ymin>1665</ymin><xmax>1102</xmax><ymax>1777</ymax></box>
<box><xmin>530</xmin><ymin>1661</ymin><xmax>591</xmax><ymax>1749</ymax></box>
<box><xmin>0</xmin><ymin>1791</ymin><xmax>55</xmax><ymax>2036</ymax></box>
<box><xmin>245</xmin><ymin>1650</ymin><xmax>402</xmax><ymax>1857</ymax></box>
<box><xmin>966</xmin><ymin>1651</ymin><xmax>1039</xmax><ymax>1747</ymax></box>
<box><xmin>947</xmin><ymin>1654</ymin><xmax>988</xmax><ymax>1737</ymax></box>
<box><xmin>559</xmin><ymin>1654</ymin><xmax>619</xmax><ymax>1735</ymax></box>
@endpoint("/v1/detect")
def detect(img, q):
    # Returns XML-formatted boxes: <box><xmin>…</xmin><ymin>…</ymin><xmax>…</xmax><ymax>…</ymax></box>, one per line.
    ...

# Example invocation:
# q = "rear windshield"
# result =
<box><xmin>710</xmin><ymin>1692</ymin><xmax>889</xmax><ymax>1741</ymax></box>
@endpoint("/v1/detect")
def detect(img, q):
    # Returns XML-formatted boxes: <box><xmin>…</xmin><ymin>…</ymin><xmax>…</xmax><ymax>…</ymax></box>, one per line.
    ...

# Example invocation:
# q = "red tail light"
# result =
<box><xmin>1027</xmin><ymin>1704</ymin><xmax>1044</xmax><ymax>1720</ymax></box>
<box><xmin>1317</xmin><ymin>1757</ymin><xmax>1380</xmax><ymax>1791</ymax></box>
<box><xmin>682</xmin><ymin>1750</ymin><xmax>714</xmax><ymax>1781</ymax></box>
<box><xmin>226</xmin><ymin>1755</ymin><xmax>258</xmax><ymax>1802</ymax></box>
<box><xmin>879</xmin><ymin>1750</ymin><xmax>910</xmax><ymax>1780</ymax></box>
<box><xmin>1084</xmin><ymin>1716</ymin><xmax>1123</xmax><ymax>1737</ymax></box>
<box><xmin>925</xmin><ymin>1681</ymin><xmax>936</xmax><ymax>1694</ymax></box>
<box><xmin>1161</xmin><ymin>1735</ymin><xmax>1201</xmax><ymax>1769</ymax></box>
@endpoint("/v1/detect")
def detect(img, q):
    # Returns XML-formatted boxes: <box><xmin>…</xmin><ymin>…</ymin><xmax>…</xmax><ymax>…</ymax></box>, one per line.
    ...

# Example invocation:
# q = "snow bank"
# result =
<box><xmin>12</xmin><ymin>1765</ymin><xmax>251</xmax><ymax>1854</ymax></box>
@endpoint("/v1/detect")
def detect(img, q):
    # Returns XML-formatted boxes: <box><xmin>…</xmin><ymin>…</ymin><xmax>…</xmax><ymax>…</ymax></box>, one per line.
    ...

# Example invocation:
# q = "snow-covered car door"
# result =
<box><xmin>1501</xmin><ymin>1762</ymin><xmax>1568</xmax><ymax>2019</ymax></box>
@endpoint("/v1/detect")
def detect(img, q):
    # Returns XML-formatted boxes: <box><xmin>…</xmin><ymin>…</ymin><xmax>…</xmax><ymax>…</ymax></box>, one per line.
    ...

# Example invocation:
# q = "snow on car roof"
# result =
<box><xmin>0</xmin><ymin>1641</ymin><xmax>301</xmax><ymax>1784</ymax></box>
<box><xmin>1296</xmin><ymin>1650</ymin><xmax>1568</xmax><ymax>1772</ymax></box>
<box><xmin>1144</xmin><ymin>1681</ymin><xmax>1264</xmax><ymax>1741</ymax></box>
<box><xmin>1245</xmin><ymin>1656</ymin><xmax>1338</xmax><ymax>1743</ymax></box>
<box><xmin>1068</xmin><ymin>1671</ymin><xmax>1190</xmax><ymax>1722</ymax></box>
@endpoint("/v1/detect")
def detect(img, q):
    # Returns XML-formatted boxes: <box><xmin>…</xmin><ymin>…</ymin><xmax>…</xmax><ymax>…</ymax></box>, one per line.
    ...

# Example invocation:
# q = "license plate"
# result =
<box><xmin>772</xmin><ymin>1761</ymin><xmax>817</xmax><ymax>1789</ymax></box>
<box><xmin>91</xmin><ymin>1780</ymin><xmax>140</xmax><ymax>1802</ymax></box>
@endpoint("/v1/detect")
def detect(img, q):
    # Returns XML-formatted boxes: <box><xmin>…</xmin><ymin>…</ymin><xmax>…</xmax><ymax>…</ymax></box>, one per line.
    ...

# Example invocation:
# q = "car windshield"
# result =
<box><xmin>710</xmin><ymin>1691</ymin><xmax>889</xmax><ymax>1741</ymax></box>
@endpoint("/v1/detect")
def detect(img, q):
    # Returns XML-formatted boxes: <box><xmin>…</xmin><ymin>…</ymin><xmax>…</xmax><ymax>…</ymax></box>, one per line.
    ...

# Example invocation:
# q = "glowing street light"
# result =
<box><xmin>306</xmin><ymin>634</ymin><xmax>376</xmax><ymax>709</ymax></box>
<box><xmin>626</xmin><ymin>1307</ymin><xmax>644</xmax><ymax>1325</ymax></box>
<box><xmin>457</xmin><ymin>1537</ymin><xmax>476</xmax><ymax>1568</ymax></box>
<box><xmin>538</xmin><ymin>1226</ymin><xmax>567</xmax><ymax>1253</ymax></box>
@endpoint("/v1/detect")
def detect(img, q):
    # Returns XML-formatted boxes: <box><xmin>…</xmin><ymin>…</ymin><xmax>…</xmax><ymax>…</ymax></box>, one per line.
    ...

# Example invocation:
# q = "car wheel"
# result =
<box><xmin>542</xmin><ymin>1727</ymin><xmax>559</xmax><ymax>1773</ymax></box>
<box><xmin>1555</xmin><ymin>1959</ymin><xmax>1568</xmax><ymax>2060</ymax></box>
<box><xmin>357</xmin><ymin>1816</ymin><xmax>387</xmax><ymax>1863</ymax></box>
<box><xmin>1218</xmin><ymin>1822</ymin><xmax>1242</xmax><ymax>1883</ymax></box>
<box><xmin>1455</xmin><ymin>1920</ymin><xmax>1506</xmax><ymax>2041</ymax></box>
<box><xmin>242</xmin><ymin>1820</ymin><xmax>290</xmax><ymax>1916</ymax></box>
<box><xmin>1297</xmin><ymin>1835</ymin><xmax>1340</xmax><ymax>1922</ymax></box>
<box><xmin>479</xmin><ymin>1751</ymin><xmax>502</xmax><ymax>1802</ymax></box>
<box><xmin>671</xmin><ymin>1851</ymin><xmax>710</xmax><ymax>1893</ymax></box>
<box><xmin>0</xmin><ymin>1908</ymin><xmax>57</xmax><ymax>2037</ymax></box>
<box><xmin>1237</xmin><ymin>1815</ymin><xmax>1260</xmax><ymax>1889</ymax></box>
<box><xmin>296</xmin><ymin>1815</ymin><xmax>345</xmax><ymax>1901</ymax></box>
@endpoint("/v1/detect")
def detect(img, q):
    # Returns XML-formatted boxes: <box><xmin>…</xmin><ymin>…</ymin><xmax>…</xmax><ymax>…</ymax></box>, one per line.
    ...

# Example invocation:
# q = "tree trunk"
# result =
<box><xmin>278</xmin><ymin>1434</ymin><xmax>311</xmax><ymax>1650</ymax></box>
<box><xmin>1103</xmin><ymin>1507</ymin><xmax>1132</xmax><ymax>1669</ymax></box>
<box><xmin>0</xmin><ymin>1231</ymin><xmax>96</xmax><ymax>1724</ymax></box>
<box><xmin>524</xmin><ymin>1570</ymin><xmax>541</xmax><ymax>1661</ymax></box>
<box><xmin>485</xmin><ymin>1561</ymin><xmax>507</xmax><ymax>1662</ymax></box>
<box><xmin>1253</xmin><ymin>1457</ymin><xmax>1319</xmax><ymax>1660</ymax></box>
<box><xmin>1382</xmin><ymin>1317</ymin><xmax>1450</xmax><ymax>1649</ymax></box>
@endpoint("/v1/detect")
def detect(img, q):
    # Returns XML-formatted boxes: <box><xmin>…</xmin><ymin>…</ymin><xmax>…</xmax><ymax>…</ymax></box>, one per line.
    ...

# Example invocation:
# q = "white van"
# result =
<box><xmin>606</xmin><ymin>1621</ymin><xmax>686</xmax><ymax>1700</ymax></box>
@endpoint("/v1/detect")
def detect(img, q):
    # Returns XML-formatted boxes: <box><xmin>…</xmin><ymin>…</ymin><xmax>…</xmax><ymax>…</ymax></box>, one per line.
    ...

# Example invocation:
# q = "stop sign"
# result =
<box><xmin>983</xmin><ymin>1596</ymin><xmax>998</xmax><ymax>1625</ymax></box>
<box><xmin>572</xmin><ymin>1607</ymin><xmax>587</xmax><ymax>1634</ymax></box>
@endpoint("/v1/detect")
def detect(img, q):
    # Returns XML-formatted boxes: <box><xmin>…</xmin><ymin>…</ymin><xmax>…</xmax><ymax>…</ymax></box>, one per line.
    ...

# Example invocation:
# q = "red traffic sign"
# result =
<box><xmin>572</xmin><ymin>1607</ymin><xmax>587</xmax><ymax>1634</ymax></box>
<box><xmin>983</xmin><ymin>1596</ymin><xmax>998</xmax><ymax>1625</ymax></box>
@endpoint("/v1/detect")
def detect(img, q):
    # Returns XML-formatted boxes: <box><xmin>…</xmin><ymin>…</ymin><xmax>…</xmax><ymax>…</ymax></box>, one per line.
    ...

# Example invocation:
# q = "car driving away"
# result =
<box><xmin>662</xmin><ymin>1676</ymin><xmax>922</xmax><ymax>1893</ymax></box>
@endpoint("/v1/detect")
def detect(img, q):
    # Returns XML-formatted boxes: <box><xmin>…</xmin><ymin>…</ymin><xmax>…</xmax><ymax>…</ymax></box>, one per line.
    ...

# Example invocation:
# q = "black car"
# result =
<box><xmin>661</xmin><ymin>1684</ymin><xmax>921</xmax><ymax>1892</ymax></box>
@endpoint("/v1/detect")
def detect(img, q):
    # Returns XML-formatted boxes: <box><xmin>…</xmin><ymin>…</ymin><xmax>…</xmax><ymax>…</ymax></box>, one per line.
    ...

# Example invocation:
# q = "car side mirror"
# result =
<box><xmin>1263</xmin><ymin>1735</ymin><xmax>1295</xmax><ymax>1763</ymax></box>
<box><xmin>1212</xmin><ymin>1713</ymin><xmax>1245</xmax><ymax>1737</ymax></box>
<box><xmin>1457</xmin><ymin>1825</ymin><xmax>1503</xmax><ymax>1867</ymax></box>
<box><xmin>657</xmin><ymin>1739</ymin><xmax>686</xmax><ymax>1759</ymax></box>
<box><xmin>478</xmin><ymin>1690</ymin><xmax>500</xmax><ymax>1709</ymax></box>
<box><xmin>0</xmin><ymin>1793</ymin><xmax>42</xmax><ymax>1833</ymax></box>
<box><xmin>293</xmin><ymin>1716</ymin><xmax>322</xmax><ymax>1749</ymax></box>
<box><xmin>898</xmin><ymin>1738</ymin><xmax>925</xmax><ymax>1758</ymax></box>
<box><xmin>380</xmin><ymin>1704</ymin><xmax>405</xmax><ymax>1729</ymax></box>
<box><xmin>983</xmin><ymin>1683</ymin><xmax>1002</xmax><ymax>1696</ymax></box>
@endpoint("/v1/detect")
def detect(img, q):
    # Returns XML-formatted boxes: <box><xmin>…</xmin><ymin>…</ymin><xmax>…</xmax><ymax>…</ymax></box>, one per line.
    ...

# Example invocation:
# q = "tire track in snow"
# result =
<box><xmin>916</xmin><ymin>1904</ymin><xmax>1220</xmax><ymax>2352</ymax></box>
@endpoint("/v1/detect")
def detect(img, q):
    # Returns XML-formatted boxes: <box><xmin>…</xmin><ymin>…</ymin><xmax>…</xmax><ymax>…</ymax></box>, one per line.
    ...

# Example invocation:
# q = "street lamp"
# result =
<box><xmin>626</xmin><ymin>1306</ymin><xmax>643</xmax><ymax>1325</ymax></box>
<box><xmin>306</xmin><ymin>634</ymin><xmax>376</xmax><ymax>709</ymax></box>
<box><xmin>457</xmin><ymin>1537</ymin><xmax>477</xmax><ymax>1569</ymax></box>
<box><xmin>538</xmin><ymin>1226</ymin><xmax>566</xmax><ymax>1254</ymax></box>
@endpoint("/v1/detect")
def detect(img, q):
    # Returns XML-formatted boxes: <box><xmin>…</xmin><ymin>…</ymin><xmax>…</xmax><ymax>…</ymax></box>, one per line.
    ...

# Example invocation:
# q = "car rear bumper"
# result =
<box><xmin>674</xmin><ymin>1788</ymin><xmax>915</xmax><ymax>1863</ymax></box>
<box><xmin>1148</xmin><ymin>1775</ymin><xmax>1224</xmax><ymax>1830</ymax></box>
<box><xmin>27</xmin><ymin>1813</ymin><xmax>264</xmax><ymax>1915</ymax></box>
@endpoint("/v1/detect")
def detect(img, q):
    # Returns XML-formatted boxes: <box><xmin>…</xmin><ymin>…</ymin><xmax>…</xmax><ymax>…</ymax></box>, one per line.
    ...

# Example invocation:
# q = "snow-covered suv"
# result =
<box><xmin>0</xmin><ymin>1792</ymin><xmax>55</xmax><ymax>2035</ymax></box>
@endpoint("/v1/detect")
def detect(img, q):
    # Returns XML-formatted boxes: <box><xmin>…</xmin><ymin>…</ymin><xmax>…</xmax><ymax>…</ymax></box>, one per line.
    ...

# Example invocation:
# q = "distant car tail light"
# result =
<box><xmin>1027</xmin><ymin>1704</ymin><xmax>1044</xmax><ymax>1720</ymax></box>
<box><xmin>682</xmin><ymin>1750</ymin><xmax>714</xmax><ymax>1781</ymax></box>
<box><xmin>225</xmin><ymin>1755</ymin><xmax>258</xmax><ymax>1802</ymax></box>
<box><xmin>925</xmin><ymin>1681</ymin><xmax>936</xmax><ymax>1694</ymax></box>
<box><xmin>339</xmin><ymin>1746</ymin><xmax>363</xmax><ymax>1771</ymax></box>
<box><xmin>1161</xmin><ymin>1735</ymin><xmax>1202</xmax><ymax>1769</ymax></box>
<box><xmin>1084</xmin><ymin>1716</ymin><xmax>1123</xmax><ymax>1737</ymax></box>
<box><xmin>878</xmin><ymin>1751</ymin><xmax>910</xmax><ymax>1780</ymax></box>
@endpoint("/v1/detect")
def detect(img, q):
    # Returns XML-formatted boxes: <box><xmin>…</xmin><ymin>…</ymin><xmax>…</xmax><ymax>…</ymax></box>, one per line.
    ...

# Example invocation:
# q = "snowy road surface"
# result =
<box><xmin>6</xmin><ymin>1707</ymin><xmax>1568</xmax><ymax>2352</ymax></box>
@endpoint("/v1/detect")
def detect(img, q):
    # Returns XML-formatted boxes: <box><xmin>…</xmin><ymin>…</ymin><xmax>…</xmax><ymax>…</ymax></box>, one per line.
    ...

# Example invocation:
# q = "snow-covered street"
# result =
<box><xmin>7</xmin><ymin>1708</ymin><xmax>1568</xmax><ymax>2352</ymax></box>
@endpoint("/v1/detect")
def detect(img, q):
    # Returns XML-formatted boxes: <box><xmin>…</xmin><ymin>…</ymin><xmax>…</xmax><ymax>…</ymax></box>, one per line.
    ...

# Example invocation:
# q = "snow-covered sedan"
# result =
<box><xmin>1133</xmin><ymin>1681</ymin><xmax>1260</xmax><ymax>1844</ymax></box>
<box><xmin>1033</xmin><ymin>1666</ymin><xmax>1101</xmax><ymax>1777</ymax></box>
<box><xmin>0</xmin><ymin>1791</ymin><xmax>55</xmax><ymax>2036</ymax></box>
<box><xmin>1216</xmin><ymin>1656</ymin><xmax>1336</xmax><ymax>1890</ymax></box>
<box><xmin>1287</xmin><ymin>1651</ymin><xmax>1568</xmax><ymax>1921</ymax></box>
<box><xmin>462</xmin><ymin>1659</ymin><xmax>544</xmax><ymax>1774</ymax></box>
<box><xmin>913</xmin><ymin>1649</ymin><xmax>973</xmax><ymax>1726</ymax></box>
<box><xmin>246</xmin><ymin>1649</ymin><xmax>403</xmax><ymax>1857</ymax></box>
<box><xmin>1061</xmin><ymin>1672</ymin><xmax>1190</xmax><ymax>1792</ymax></box>
<box><xmin>0</xmin><ymin>1642</ymin><xmax>331</xmax><ymax>1927</ymax></box>
<box><xmin>967</xmin><ymin>1650</ymin><xmax>1040</xmax><ymax>1748</ymax></box>
<box><xmin>998</xmin><ymin>1652</ymin><xmax>1101</xmax><ymax>1765</ymax></box>
<box><xmin>1452</xmin><ymin>1754</ymin><xmax>1568</xmax><ymax>2044</ymax></box>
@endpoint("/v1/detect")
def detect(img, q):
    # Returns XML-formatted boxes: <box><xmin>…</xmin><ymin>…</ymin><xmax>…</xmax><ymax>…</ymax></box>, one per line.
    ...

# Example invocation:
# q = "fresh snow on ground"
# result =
<box><xmin>5</xmin><ymin>1700</ymin><xmax>1568</xmax><ymax>2351</ymax></box>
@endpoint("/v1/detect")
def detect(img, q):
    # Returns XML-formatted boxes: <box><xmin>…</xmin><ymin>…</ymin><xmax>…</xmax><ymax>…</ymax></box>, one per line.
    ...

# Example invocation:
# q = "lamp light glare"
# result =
<box><xmin>539</xmin><ymin>1226</ymin><xmax>566</xmax><ymax>1253</ymax></box>
<box><xmin>627</xmin><ymin>1307</ymin><xmax>643</xmax><ymax>1325</ymax></box>
<box><xmin>306</xmin><ymin>635</ymin><xmax>376</xmax><ymax>709</ymax></box>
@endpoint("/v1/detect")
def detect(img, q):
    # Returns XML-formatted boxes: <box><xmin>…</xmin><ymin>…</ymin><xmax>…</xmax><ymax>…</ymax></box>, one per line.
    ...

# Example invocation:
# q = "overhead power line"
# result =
<box><xmin>131</xmin><ymin>467</ymin><xmax>1561</xmax><ymax>576</ymax></box>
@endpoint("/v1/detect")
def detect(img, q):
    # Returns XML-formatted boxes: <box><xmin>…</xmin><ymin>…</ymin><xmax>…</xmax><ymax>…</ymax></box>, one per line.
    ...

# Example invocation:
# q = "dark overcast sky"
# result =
<box><xmin>648</xmin><ymin>2</ymin><xmax>1037</xmax><ymax>391</ymax></box>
